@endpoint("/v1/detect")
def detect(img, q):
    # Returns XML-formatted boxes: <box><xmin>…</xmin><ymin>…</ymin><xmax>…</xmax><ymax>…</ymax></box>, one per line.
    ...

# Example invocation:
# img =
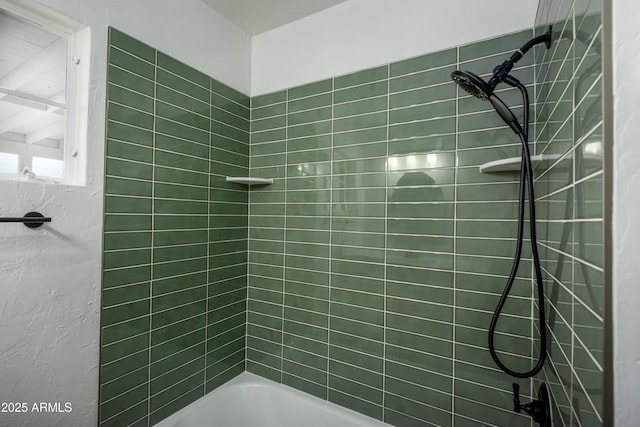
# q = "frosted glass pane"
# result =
<box><xmin>0</xmin><ymin>152</ymin><xmax>19</xmax><ymax>173</ymax></box>
<box><xmin>32</xmin><ymin>156</ymin><xmax>64</xmax><ymax>178</ymax></box>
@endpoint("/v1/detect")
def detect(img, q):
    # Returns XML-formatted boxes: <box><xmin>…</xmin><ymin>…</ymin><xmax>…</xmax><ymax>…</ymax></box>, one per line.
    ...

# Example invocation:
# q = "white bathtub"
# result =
<box><xmin>154</xmin><ymin>372</ymin><xmax>393</xmax><ymax>427</ymax></box>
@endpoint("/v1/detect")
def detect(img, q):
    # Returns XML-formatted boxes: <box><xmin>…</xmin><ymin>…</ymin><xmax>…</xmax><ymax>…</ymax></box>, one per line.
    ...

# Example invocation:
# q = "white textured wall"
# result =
<box><xmin>611</xmin><ymin>0</ymin><xmax>640</xmax><ymax>424</ymax></box>
<box><xmin>251</xmin><ymin>0</ymin><xmax>538</xmax><ymax>96</ymax></box>
<box><xmin>0</xmin><ymin>1</ymin><xmax>250</xmax><ymax>426</ymax></box>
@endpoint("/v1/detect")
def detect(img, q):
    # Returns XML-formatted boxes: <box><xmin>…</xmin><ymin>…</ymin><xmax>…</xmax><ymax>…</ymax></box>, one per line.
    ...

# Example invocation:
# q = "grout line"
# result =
<box><xmin>451</xmin><ymin>44</ymin><xmax>459</xmax><ymax>427</ymax></box>
<box><xmin>381</xmin><ymin>64</ymin><xmax>391</xmax><ymax>421</ymax></box>
<box><xmin>326</xmin><ymin>76</ymin><xmax>335</xmax><ymax>400</ymax></box>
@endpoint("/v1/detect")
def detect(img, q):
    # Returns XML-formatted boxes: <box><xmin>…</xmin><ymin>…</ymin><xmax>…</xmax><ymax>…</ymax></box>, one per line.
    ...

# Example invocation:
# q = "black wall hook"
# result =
<box><xmin>0</xmin><ymin>212</ymin><xmax>52</xmax><ymax>228</ymax></box>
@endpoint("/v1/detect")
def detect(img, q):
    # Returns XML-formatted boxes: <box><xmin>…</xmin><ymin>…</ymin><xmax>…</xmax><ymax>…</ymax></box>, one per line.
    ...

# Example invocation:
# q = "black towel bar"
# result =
<box><xmin>0</xmin><ymin>212</ymin><xmax>51</xmax><ymax>228</ymax></box>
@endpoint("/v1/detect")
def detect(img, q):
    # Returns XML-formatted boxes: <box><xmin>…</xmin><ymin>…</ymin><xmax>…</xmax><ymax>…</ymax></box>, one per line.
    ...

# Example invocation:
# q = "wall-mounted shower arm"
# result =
<box><xmin>487</xmin><ymin>25</ymin><xmax>553</xmax><ymax>90</ymax></box>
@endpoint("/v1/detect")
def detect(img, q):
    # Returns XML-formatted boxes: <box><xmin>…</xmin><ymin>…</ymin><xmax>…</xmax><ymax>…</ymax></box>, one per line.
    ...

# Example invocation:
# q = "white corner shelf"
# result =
<box><xmin>479</xmin><ymin>154</ymin><xmax>562</xmax><ymax>173</ymax></box>
<box><xmin>226</xmin><ymin>177</ymin><xmax>273</xmax><ymax>186</ymax></box>
<box><xmin>479</xmin><ymin>153</ymin><xmax>601</xmax><ymax>173</ymax></box>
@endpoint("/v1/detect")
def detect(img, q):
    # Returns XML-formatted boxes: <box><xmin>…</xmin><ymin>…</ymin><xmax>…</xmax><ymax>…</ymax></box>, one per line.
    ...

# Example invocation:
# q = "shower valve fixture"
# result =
<box><xmin>512</xmin><ymin>383</ymin><xmax>551</xmax><ymax>427</ymax></box>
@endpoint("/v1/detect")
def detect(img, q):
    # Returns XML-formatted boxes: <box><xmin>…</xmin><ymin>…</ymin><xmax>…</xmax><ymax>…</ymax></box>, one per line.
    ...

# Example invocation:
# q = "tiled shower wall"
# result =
<box><xmin>247</xmin><ymin>30</ymin><xmax>547</xmax><ymax>427</ymax></box>
<box><xmin>100</xmin><ymin>29</ymin><xmax>248</xmax><ymax>426</ymax></box>
<box><xmin>534</xmin><ymin>1</ymin><xmax>605</xmax><ymax>426</ymax></box>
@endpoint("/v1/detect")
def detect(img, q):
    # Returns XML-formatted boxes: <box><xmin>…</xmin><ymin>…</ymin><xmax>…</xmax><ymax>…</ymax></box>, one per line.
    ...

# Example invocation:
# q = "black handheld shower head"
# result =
<box><xmin>451</xmin><ymin>70</ymin><xmax>523</xmax><ymax>134</ymax></box>
<box><xmin>451</xmin><ymin>70</ymin><xmax>494</xmax><ymax>100</ymax></box>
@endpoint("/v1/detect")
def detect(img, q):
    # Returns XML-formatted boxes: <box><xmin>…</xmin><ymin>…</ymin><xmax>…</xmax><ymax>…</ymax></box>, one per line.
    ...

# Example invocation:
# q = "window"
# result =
<box><xmin>0</xmin><ymin>1</ymin><xmax>89</xmax><ymax>184</ymax></box>
<box><xmin>0</xmin><ymin>152</ymin><xmax>18</xmax><ymax>173</ymax></box>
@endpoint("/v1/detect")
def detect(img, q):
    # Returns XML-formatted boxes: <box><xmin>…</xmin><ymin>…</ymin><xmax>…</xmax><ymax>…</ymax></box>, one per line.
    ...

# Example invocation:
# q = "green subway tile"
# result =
<box><xmin>333</xmin><ymin>111</ymin><xmax>386</xmax><ymax>133</ymax></box>
<box><xmin>390</xmin><ymin>100</ymin><xmax>455</xmax><ymax>125</ymax></box>
<box><xmin>289</xmin><ymin>79</ymin><xmax>332</xmax><ymax>100</ymax></box>
<box><xmin>110</xmin><ymin>28</ymin><xmax>155</xmax><ymax>63</ymax></box>
<box><xmin>284</xmin><ymin>320</ymin><xmax>327</xmax><ymax>343</ymax></box>
<box><xmin>101</xmin><ymin>333</ymin><xmax>149</xmax><ymax>365</ymax></box>
<box><xmin>253</xmin><ymin>90</ymin><xmax>286</xmax><ymax>108</ymax></box>
<box><xmin>104</xmin><ymin>232</ymin><xmax>151</xmax><ymax>251</ymax></box>
<box><xmin>386</xmin><ymin>345</ymin><xmax>452</xmax><ymax>376</ymax></box>
<box><xmin>457</xmin><ymin>183</ymin><xmax>518</xmax><ymax>201</ymax></box>
<box><xmin>104</xmin><ymin>195</ymin><xmax>151</xmax><ymax>214</ymax></box>
<box><xmin>106</xmin><ymin>158</ymin><xmax>153</xmax><ymax>181</ymax></box>
<box><xmin>287</xmin><ymin>149</ymin><xmax>332</xmax><ymax>164</ymax></box>
<box><xmin>390</xmin><ymin>66</ymin><xmax>453</xmax><ymax>93</ymax></box>
<box><xmin>101</xmin><ymin>383</ymin><xmax>148</xmax><ymax>421</ymax></box>
<box><xmin>390</xmin><ymin>48</ymin><xmax>456</xmax><ymax>77</ymax></box>
<box><xmin>288</xmin><ymin>120</ymin><xmax>332</xmax><ymax>139</ymax></box>
<box><xmin>212</xmin><ymin>79</ymin><xmax>249</xmax><ymax>108</ymax></box>
<box><xmin>459</xmin><ymin>30</ymin><xmax>533</xmax><ymax>62</ymax></box>
<box><xmin>387</xmin><ymin>202</ymin><xmax>454</xmax><ymax>219</ymax></box>
<box><xmin>107</xmin><ymin>122</ymin><xmax>153</xmax><ymax>146</ymax></box>
<box><xmin>154</xmin><ymin>244</ymin><xmax>207</xmax><ymax>264</ymax></box>
<box><xmin>108</xmin><ymin>45</ymin><xmax>154</xmax><ymax>79</ymax></box>
<box><xmin>151</xmin><ymin>314</ymin><xmax>206</xmax><ymax>346</ymax></box>
<box><xmin>210</xmin><ymin>146</ymin><xmax>248</xmax><ymax>167</ymax></box>
<box><xmin>154</xmin><ymin>214</ymin><xmax>207</xmax><ymax>230</ymax></box>
<box><xmin>155</xmin><ymin>167</ymin><xmax>208</xmax><ymax>188</ymax></box>
<box><xmin>108</xmin><ymin>102</ymin><xmax>154</xmax><ymax>129</ymax></box>
<box><xmin>333</xmin><ymin>127</ymin><xmax>387</xmax><ymax>146</ymax></box>
<box><xmin>154</xmin><ymin>183</ymin><xmax>208</xmax><ymax>200</ymax></box>
<box><xmin>389</xmin><ymin>117</ymin><xmax>455</xmax><ymax>140</ymax></box>
<box><xmin>102</xmin><ymin>300</ymin><xmax>149</xmax><ymax>326</ymax></box>
<box><xmin>334</xmin><ymin>81</ymin><xmax>387</xmax><ymax>104</ymax></box>
<box><xmin>157</xmin><ymin>101</ymin><xmax>209</xmax><ymax>131</ymax></box>
<box><xmin>335</xmin><ymin>65</ymin><xmax>388</xmax><ymax>90</ymax></box>
<box><xmin>153</xmin><ymin>258</ymin><xmax>208</xmax><ymax>279</ymax></box>
<box><xmin>334</xmin><ymin>96</ymin><xmax>387</xmax><ymax>118</ymax></box>
<box><xmin>108</xmin><ymin>84</ymin><xmax>154</xmax><ymax>113</ymax></box>
<box><xmin>288</xmin><ymin>106</ymin><xmax>332</xmax><ymax>126</ymax></box>
<box><xmin>251</xmin><ymin>115</ymin><xmax>286</xmax><ymax>133</ymax></box>
<box><xmin>104</xmin><ymin>249</ymin><xmax>151</xmax><ymax>269</ymax></box>
<box><xmin>155</xmin><ymin>151</ymin><xmax>209</xmax><ymax>173</ymax></box>
<box><xmin>389</xmin><ymin>84</ymin><xmax>455</xmax><ymax>109</ymax></box>
<box><xmin>101</xmin><ymin>366</ymin><xmax>148</xmax><ymax>403</ymax></box>
<box><xmin>107</xmin><ymin>139</ymin><xmax>152</xmax><ymax>163</ymax></box>
<box><xmin>108</xmin><ymin>65</ymin><xmax>154</xmax><ymax>97</ymax></box>
<box><xmin>151</xmin><ymin>330</ymin><xmax>205</xmax><ymax>364</ymax></box>
<box><xmin>212</xmin><ymin>102</ymin><xmax>249</xmax><ymax>129</ymax></box>
<box><xmin>156</xmin><ymin>117</ymin><xmax>209</xmax><ymax>144</ymax></box>
<box><xmin>155</xmin><ymin>134</ymin><xmax>208</xmax><ymax>158</ymax></box>
<box><xmin>388</xmin><ymin>134</ymin><xmax>456</xmax><ymax>155</ymax></box>
<box><xmin>329</xmin><ymin>376</ymin><xmax>383</xmax><ymax>408</ymax></box>
<box><xmin>151</xmin><ymin>300</ymin><xmax>206</xmax><ymax>332</ymax></box>
<box><xmin>454</xmin><ymin>397</ymin><xmax>531</xmax><ymax>427</ymax></box>
<box><xmin>387</xmin><ymin>375</ymin><xmax>451</xmax><ymax>410</ymax></box>
<box><xmin>157</xmin><ymin>52</ymin><xmax>208</xmax><ymax>87</ymax></box>
<box><xmin>102</xmin><ymin>282</ymin><xmax>150</xmax><ymax>308</ymax></box>
<box><xmin>157</xmin><ymin>69</ymin><xmax>209</xmax><ymax>103</ymax></box>
<box><xmin>157</xmin><ymin>85</ymin><xmax>209</xmax><ymax>116</ymax></box>
<box><xmin>103</xmin><ymin>265</ymin><xmax>151</xmax><ymax>290</ymax></box>
<box><xmin>150</xmin><ymin>357</ymin><xmax>204</xmax><ymax>399</ymax></box>
<box><xmin>212</xmin><ymin>120</ymin><xmax>249</xmax><ymax>143</ymax></box>
<box><xmin>104</xmin><ymin>214</ymin><xmax>152</xmax><ymax>232</ymax></box>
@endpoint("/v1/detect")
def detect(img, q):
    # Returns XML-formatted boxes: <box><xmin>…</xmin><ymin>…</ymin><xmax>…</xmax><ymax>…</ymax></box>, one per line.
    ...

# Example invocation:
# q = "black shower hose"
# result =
<box><xmin>487</xmin><ymin>80</ymin><xmax>547</xmax><ymax>378</ymax></box>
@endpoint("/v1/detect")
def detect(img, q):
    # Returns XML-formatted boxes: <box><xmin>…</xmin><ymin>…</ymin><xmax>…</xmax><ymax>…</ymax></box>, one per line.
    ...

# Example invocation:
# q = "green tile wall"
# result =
<box><xmin>247</xmin><ymin>29</ymin><xmax>543</xmax><ymax>427</ymax></box>
<box><xmin>101</xmin><ymin>28</ymin><xmax>248</xmax><ymax>427</ymax></box>
<box><xmin>100</xmin><ymin>17</ymin><xmax>605</xmax><ymax>427</ymax></box>
<box><xmin>534</xmin><ymin>1</ymin><xmax>604</xmax><ymax>426</ymax></box>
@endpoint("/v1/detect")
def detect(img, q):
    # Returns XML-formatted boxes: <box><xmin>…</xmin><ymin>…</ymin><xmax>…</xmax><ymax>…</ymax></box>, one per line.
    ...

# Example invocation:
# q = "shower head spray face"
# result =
<box><xmin>451</xmin><ymin>70</ymin><xmax>492</xmax><ymax>100</ymax></box>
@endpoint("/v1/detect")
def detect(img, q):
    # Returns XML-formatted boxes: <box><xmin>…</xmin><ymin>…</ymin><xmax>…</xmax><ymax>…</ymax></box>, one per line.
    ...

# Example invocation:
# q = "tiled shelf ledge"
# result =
<box><xmin>479</xmin><ymin>153</ymin><xmax>601</xmax><ymax>173</ymax></box>
<box><xmin>226</xmin><ymin>177</ymin><xmax>273</xmax><ymax>186</ymax></box>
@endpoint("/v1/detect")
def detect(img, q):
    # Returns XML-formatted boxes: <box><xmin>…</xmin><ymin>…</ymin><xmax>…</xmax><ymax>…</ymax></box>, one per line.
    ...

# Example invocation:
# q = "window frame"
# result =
<box><xmin>0</xmin><ymin>0</ymin><xmax>90</xmax><ymax>185</ymax></box>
